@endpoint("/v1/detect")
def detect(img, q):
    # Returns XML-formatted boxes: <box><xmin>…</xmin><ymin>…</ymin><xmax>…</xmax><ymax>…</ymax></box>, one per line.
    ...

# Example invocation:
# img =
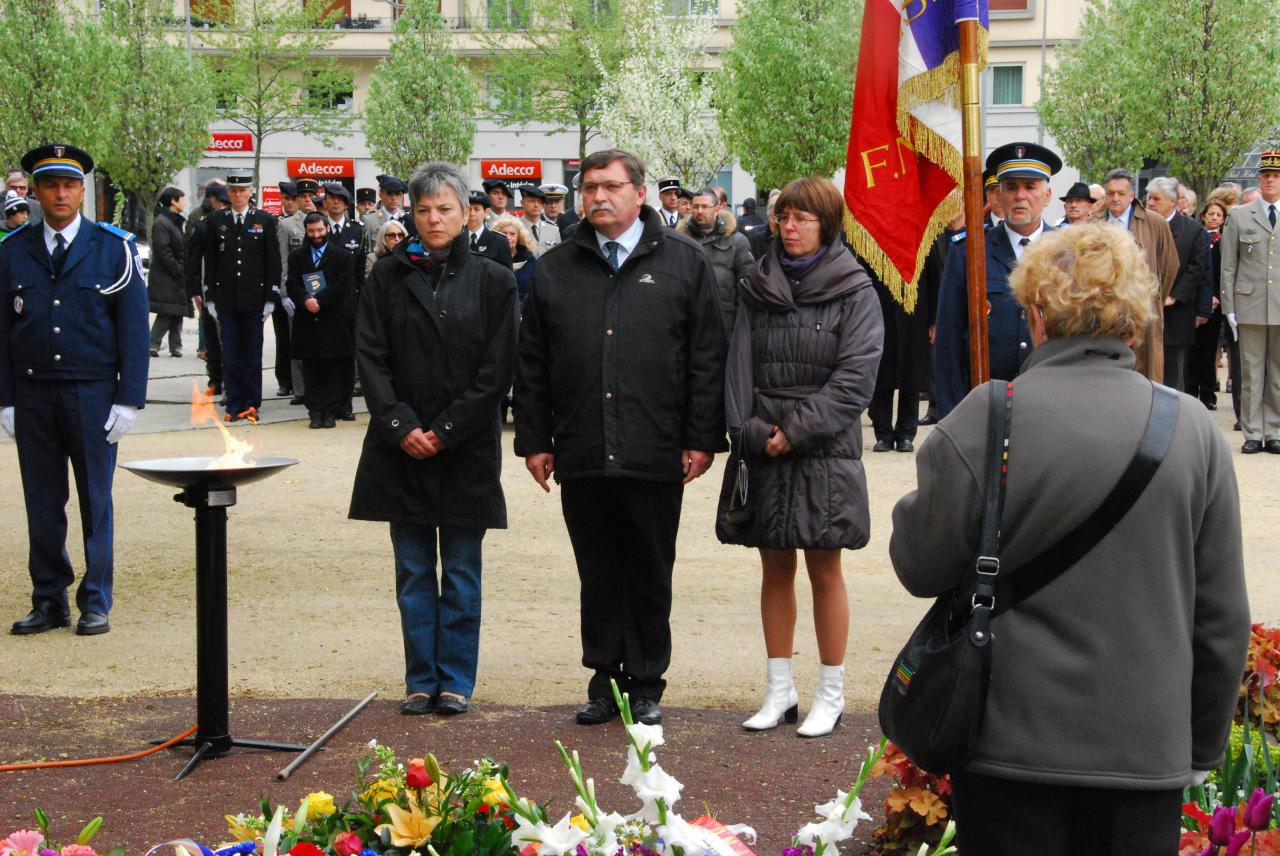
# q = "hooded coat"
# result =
<box><xmin>716</xmin><ymin>238</ymin><xmax>884</xmax><ymax>549</ymax></box>
<box><xmin>678</xmin><ymin>210</ymin><xmax>754</xmax><ymax>339</ymax></box>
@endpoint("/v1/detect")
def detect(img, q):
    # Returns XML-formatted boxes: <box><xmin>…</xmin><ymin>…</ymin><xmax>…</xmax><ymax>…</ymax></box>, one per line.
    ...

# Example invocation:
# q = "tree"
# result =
<box><xmin>204</xmin><ymin>0</ymin><xmax>355</xmax><ymax>183</ymax></box>
<box><xmin>595</xmin><ymin>0</ymin><xmax>729</xmax><ymax>188</ymax></box>
<box><xmin>94</xmin><ymin>0</ymin><xmax>217</xmax><ymax>238</ymax></box>
<box><xmin>716</xmin><ymin>0</ymin><xmax>860</xmax><ymax>193</ymax></box>
<box><xmin>364</xmin><ymin>0</ymin><xmax>478</xmax><ymax>176</ymax></box>
<box><xmin>1039</xmin><ymin>0</ymin><xmax>1280</xmax><ymax>198</ymax></box>
<box><xmin>0</xmin><ymin>0</ymin><xmax>98</xmax><ymax>167</ymax></box>
<box><xmin>478</xmin><ymin>0</ymin><xmax>631</xmax><ymax>163</ymax></box>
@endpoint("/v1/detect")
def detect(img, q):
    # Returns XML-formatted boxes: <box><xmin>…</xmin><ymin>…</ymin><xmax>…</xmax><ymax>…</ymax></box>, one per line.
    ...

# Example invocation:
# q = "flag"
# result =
<box><xmin>843</xmin><ymin>0</ymin><xmax>989</xmax><ymax>311</ymax></box>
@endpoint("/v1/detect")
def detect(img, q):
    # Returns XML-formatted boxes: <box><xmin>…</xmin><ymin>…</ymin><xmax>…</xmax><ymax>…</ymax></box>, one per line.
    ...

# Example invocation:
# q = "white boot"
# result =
<box><xmin>742</xmin><ymin>657</ymin><xmax>799</xmax><ymax>731</ymax></box>
<box><xmin>797</xmin><ymin>663</ymin><xmax>845</xmax><ymax>737</ymax></box>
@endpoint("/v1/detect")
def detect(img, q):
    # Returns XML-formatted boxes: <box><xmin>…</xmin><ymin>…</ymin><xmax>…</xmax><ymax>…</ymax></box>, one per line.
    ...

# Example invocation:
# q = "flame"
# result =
<box><xmin>191</xmin><ymin>382</ymin><xmax>257</xmax><ymax>469</ymax></box>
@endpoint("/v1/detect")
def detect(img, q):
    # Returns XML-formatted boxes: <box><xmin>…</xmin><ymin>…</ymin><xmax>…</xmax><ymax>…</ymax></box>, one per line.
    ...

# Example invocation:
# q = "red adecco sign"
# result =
<box><xmin>481</xmin><ymin>159</ymin><xmax>542</xmax><ymax>182</ymax></box>
<box><xmin>287</xmin><ymin>158</ymin><xmax>355</xmax><ymax>178</ymax></box>
<box><xmin>206</xmin><ymin>132</ymin><xmax>253</xmax><ymax>153</ymax></box>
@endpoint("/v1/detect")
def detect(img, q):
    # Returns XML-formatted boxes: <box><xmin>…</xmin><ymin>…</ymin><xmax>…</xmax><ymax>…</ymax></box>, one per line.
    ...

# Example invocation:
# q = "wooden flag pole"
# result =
<box><xmin>959</xmin><ymin>18</ymin><xmax>989</xmax><ymax>387</ymax></box>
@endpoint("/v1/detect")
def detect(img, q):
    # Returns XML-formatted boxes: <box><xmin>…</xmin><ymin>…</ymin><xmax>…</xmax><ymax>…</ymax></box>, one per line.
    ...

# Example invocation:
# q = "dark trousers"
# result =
<box><xmin>1191</xmin><ymin>313</ymin><xmax>1222</xmax><ymax>404</ymax></box>
<box><xmin>302</xmin><ymin>356</ymin><xmax>348</xmax><ymax>417</ymax></box>
<box><xmin>201</xmin><ymin>306</ymin><xmax>222</xmax><ymax>390</ymax></box>
<box><xmin>560</xmin><ymin>477</ymin><xmax>683</xmax><ymax>702</ymax></box>
<box><xmin>13</xmin><ymin>379</ymin><xmax>118</xmax><ymax>615</ymax></box>
<box><xmin>1162</xmin><ymin>344</ymin><xmax>1190</xmax><ymax>392</ymax></box>
<box><xmin>218</xmin><ymin>309</ymin><xmax>264</xmax><ymax>414</ymax></box>
<box><xmin>271</xmin><ymin>302</ymin><xmax>292</xmax><ymax>392</ymax></box>
<box><xmin>870</xmin><ymin>386</ymin><xmax>919</xmax><ymax>442</ymax></box>
<box><xmin>951</xmin><ymin>770</ymin><xmax>1181</xmax><ymax>856</ymax></box>
<box><xmin>149</xmin><ymin>314</ymin><xmax>183</xmax><ymax>354</ymax></box>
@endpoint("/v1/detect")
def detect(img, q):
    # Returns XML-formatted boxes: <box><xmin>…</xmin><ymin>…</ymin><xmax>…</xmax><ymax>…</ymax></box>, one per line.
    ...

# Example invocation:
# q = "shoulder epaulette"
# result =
<box><xmin>1</xmin><ymin>222</ymin><xmax>29</xmax><ymax>243</ymax></box>
<box><xmin>97</xmin><ymin>221</ymin><xmax>136</xmax><ymax>242</ymax></box>
<box><xmin>950</xmin><ymin>231</ymin><xmax>966</xmax><ymax>243</ymax></box>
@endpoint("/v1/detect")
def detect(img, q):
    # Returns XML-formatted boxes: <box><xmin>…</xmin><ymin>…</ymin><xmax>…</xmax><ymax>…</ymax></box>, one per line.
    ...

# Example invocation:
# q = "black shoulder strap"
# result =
<box><xmin>992</xmin><ymin>383</ymin><xmax>1179</xmax><ymax>615</ymax></box>
<box><xmin>971</xmin><ymin>380</ymin><xmax>1012</xmax><ymax>611</ymax></box>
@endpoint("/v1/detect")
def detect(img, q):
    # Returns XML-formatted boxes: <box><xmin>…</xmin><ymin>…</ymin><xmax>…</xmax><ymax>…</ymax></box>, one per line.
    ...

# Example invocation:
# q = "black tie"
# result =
<box><xmin>532</xmin><ymin>223</ymin><xmax>539</xmax><ymax>242</ymax></box>
<box><xmin>604</xmin><ymin>241</ymin><xmax>621</xmax><ymax>272</ymax></box>
<box><xmin>470</xmin><ymin>233</ymin><xmax>479</xmax><ymax>251</ymax></box>
<box><xmin>1270</xmin><ymin>205</ymin><xmax>1276</xmax><ymax>228</ymax></box>
<box><xmin>51</xmin><ymin>233</ymin><xmax>67</xmax><ymax>272</ymax></box>
<box><xmin>1019</xmin><ymin>237</ymin><xmax>1031</xmax><ymax>250</ymax></box>
<box><xmin>235</xmin><ymin>213</ymin><xmax>243</xmax><ymax>229</ymax></box>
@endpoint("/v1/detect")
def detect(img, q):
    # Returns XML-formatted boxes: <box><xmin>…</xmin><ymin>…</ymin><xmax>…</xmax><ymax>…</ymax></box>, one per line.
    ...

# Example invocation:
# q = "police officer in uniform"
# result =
<box><xmin>203</xmin><ymin>169</ymin><xmax>280</xmax><ymax>423</ymax></box>
<box><xmin>0</xmin><ymin>144</ymin><xmax>149</xmax><ymax>636</ymax></box>
<box><xmin>516</xmin><ymin>184</ymin><xmax>560</xmax><ymax>255</ymax></box>
<box><xmin>464</xmin><ymin>190</ymin><xmax>513</xmax><ymax>268</ymax></box>
<box><xmin>296</xmin><ymin>178</ymin><xmax>320</xmax><ymax>214</ymax></box>
<box><xmin>356</xmin><ymin>187</ymin><xmax>377</xmax><ymax>219</ymax></box>
<box><xmin>360</xmin><ymin>174</ymin><xmax>408</xmax><ymax>253</ymax></box>
<box><xmin>322</xmin><ymin>182</ymin><xmax>364</xmax><ymax>419</ymax></box>
<box><xmin>934</xmin><ymin>142</ymin><xmax>1060</xmax><ymax>418</ymax></box>
<box><xmin>277</xmin><ymin>181</ymin><xmax>307</xmax><ymax>404</ymax></box>
<box><xmin>483</xmin><ymin>178</ymin><xmax>514</xmax><ymax>226</ymax></box>
<box><xmin>655</xmin><ymin>177</ymin><xmax>681</xmax><ymax>228</ymax></box>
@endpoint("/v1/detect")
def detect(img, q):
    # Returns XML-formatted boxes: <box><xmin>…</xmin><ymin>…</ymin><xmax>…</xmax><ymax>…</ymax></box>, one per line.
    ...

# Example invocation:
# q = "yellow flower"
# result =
<box><xmin>481</xmin><ymin>777</ymin><xmax>506</xmax><ymax>808</ymax></box>
<box><xmin>302</xmin><ymin>792</ymin><xmax>337</xmax><ymax>819</ymax></box>
<box><xmin>224</xmin><ymin>814</ymin><xmax>260</xmax><ymax>843</ymax></box>
<box><xmin>569</xmin><ymin>814</ymin><xmax>590</xmax><ymax>833</ymax></box>
<box><xmin>376</xmin><ymin>801</ymin><xmax>441</xmax><ymax>848</ymax></box>
<box><xmin>362</xmin><ymin>779</ymin><xmax>399</xmax><ymax>806</ymax></box>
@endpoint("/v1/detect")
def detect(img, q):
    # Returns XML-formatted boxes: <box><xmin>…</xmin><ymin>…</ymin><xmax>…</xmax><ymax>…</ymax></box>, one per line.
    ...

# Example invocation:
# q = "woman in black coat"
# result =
<box><xmin>286</xmin><ymin>212</ymin><xmax>354</xmax><ymax>428</ymax></box>
<box><xmin>717</xmin><ymin>177</ymin><xmax>883</xmax><ymax>738</ymax></box>
<box><xmin>148</xmin><ymin>187</ymin><xmax>192</xmax><ymax>357</ymax></box>
<box><xmin>349</xmin><ymin>162</ymin><xmax>518</xmax><ymax>718</ymax></box>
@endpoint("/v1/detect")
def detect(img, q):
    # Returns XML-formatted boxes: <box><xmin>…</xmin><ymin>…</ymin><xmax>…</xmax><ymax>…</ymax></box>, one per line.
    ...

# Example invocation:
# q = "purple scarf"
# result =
<box><xmin>777</xmin><ymin>245</ymin><xmax>828</xmax><ymax>281</ymax></box>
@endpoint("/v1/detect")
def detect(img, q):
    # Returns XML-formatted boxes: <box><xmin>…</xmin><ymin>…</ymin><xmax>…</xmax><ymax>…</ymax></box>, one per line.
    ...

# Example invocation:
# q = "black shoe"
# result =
<box><xmin>75</xmin><ymin>611</ymin><xmax>110</xmax><ymax>636</ymax></box>
<box><xmin>149</xmin><ymin>348</ymin><xmax>160</xmax><ymax>358</ymax></box>
<box><xmin>276</xmin><ymin>386</ymin><xmax>292</xmax><ymax>397</ymax></box>
<box><xmin>323</xmin><ymin>414</ymin><xmax>337</xmax><ymax>428</ymax></box>
<box><xmin>171</xmin><ymin>351</ymin><xmax>182</xmax><ymax>358</ymax></box>
<box><xmin>575</xmin><ymin>697</ymin><xmax>619</xmax><ymax>725</ymax></box>
<box><xmin>1266</xmin><ymin>440</ymin><xmax>1280</xmax><ymax>455</ymax></box>
<box><xmin>895</xmin><ymin>438</ymin><xmax>915</xmax><ymax>453</ymax></box>
<box><xmin>339</xmin><ymin>411</ymin><xmax>356</xmax><ymax>421</ymax></box>
<box><xmin>289</xmin><ymin>396</ymin><xmax>305</xmax><ymax>406</ymax></box>
<box><xmin>631</xmin><ymin>697</ymin><xmax>662</xmax><ymax>725</ymax></box>
<box><xmin>918</xmin><ymin>412</ymin><xmax>938</xmax><ymax>426</ymax></box>
<box><xmin>1234</xmin><ymin>421</ymin><xmax>1242</xmax><ymax>431</ymax></box>
<box><xmin>872</xmin><ymin>439</ymin><xmax>893</xmax><ymax>452</ymax></box>
<box><xmin>11</xmin><ymin>604</ymin><xmax>70</xmax><ymax>635</ymax></box>
<box><xmin>1242</xmin><ymin>440</ymin><xmax>1263</xmax><ymax>454</ymax></box>
<box><xmin>435</xmin><ymin>694</ymin><xmax>469</xmax><ymax>716</ymax></box>
<box><xmin>399</xmin><ymin>693</ymin><xmax>434</xmax><ymax>715</ymax></box>
<box><xmin>309</xmin><ymin>415</ymin><xmax>324</xmax><ymax>429</ymax></box>
<box><xmin>1201</xmin><ymin>399</ymin><xmax>1217</xmax><ymax>411</ymax></box>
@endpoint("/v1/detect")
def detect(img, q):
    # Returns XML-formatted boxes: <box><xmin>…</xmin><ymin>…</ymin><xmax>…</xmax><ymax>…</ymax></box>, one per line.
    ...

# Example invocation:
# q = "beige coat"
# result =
<box><xmin>1092</xmin><ymin>203</ymin><xmax>1179</xmax><ymax>380</ymax></box>
<box><xmin>891</xmin><ymin>335</ymin><xmax>1249</xmax><ymax>788</ymax></box>
<box><xmin>1219</xmin><ymin>197</ymin><xmax>1280</xmax><ymax>325</ymax></box>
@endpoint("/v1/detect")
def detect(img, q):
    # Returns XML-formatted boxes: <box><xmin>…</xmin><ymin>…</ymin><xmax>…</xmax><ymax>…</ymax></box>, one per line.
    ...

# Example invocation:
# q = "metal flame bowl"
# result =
<box><xmin>121</xmin><ymin>456</ymin><xmax>299</xmax><ymax>490</ymax></box>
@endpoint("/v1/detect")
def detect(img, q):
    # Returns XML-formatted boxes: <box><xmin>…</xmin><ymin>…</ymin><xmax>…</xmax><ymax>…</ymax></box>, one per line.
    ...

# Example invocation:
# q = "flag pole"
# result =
<box><xmin>959</xmin><ymin>18</ymin><xmax>989</xmax><ymax>387</ymax></box>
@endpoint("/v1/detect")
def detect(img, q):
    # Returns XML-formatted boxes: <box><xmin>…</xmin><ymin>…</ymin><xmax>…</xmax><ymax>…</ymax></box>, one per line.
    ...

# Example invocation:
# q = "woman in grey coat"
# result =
<box><xmin>148</xmin><ymin>187</ymin><xmax>192</xmax><ymax>357</ymax></box>
<box><xmin>717</xmin><ymin>177</ymin><xmax>883</xmax><ymax>737</ymax></box>
<box><xmin>890</xmin><ymin>223</ymin><xmax>1249</xmax><ymax>854</ymax></box>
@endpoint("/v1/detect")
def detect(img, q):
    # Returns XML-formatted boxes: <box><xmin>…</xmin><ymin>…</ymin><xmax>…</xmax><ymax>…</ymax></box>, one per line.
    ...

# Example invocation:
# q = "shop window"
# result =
<box><xmin>990</xmin><ymin>65</ymin><xmax>1023</xmax><ymax>106</ymax></box>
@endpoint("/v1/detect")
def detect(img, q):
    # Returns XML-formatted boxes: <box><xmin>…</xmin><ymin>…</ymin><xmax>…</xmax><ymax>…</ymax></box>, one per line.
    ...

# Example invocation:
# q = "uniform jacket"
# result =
<box><xmin>148</xmin><ymin>208</ymin><xmax>191</xmax><ymax>317</ymax></box>
<box><xmin>1092</xmin><ymin>202</ymin><xmax>1178</xmax><ymax>380</ymax></box>
<box><xmin>523</xmin><ymin>215</ymin><xmax>560</xmax><ymax>256</ymax></box>
<box><xmin>513</xmin><ymin>205</ymin><xmax>728</xmax><ymax>481</ymax></box>
<box><xmin>468</xmin><ymin>227</ymin><xmax>514</xmax><ymax>269</ymax></box>
<box><xmin>1165</xmin><ymin>210</ymin><xmax>1210</xmax><ymax>347</ymax></box>
<box><xmin>349</xmin><ymin>233</ymin><xmax>518</xmax><ymax>527</ymax></box>
<box><xmin>327</xmin><ymin>217</ymin><xmax>365</xmax><ymax>295</ymax></box>
<box><xmin>202</xmin><ymin>207</ymin><xmax>281</xmax><ymax>313</ymax></box>
<box><xmin>934</xmin><ymin>223</ymin><xmax>1047</xmax><ymax>418</ymax></box>
<box><xmin>1220</xmin><ymin>197</ymin><xmax>1280</xmax><ymax>325</ymax></box>
<box><xmin>716</xmin><ymin>238</ymin><xmax>883</xmax><ymax>549</ymax></box>
<box><xmin>891</xmin><ymin>335</ymin><xmax>1249</xmax><ymax>789</ymax></box>
<box><xmin>285</xmin><ymin>243</ymin><xmax>354</xmax><ymax>359</ymax></box>
<box><xmin>677</xmin><ymin>211</ymin><xmax>754</xmax><ymax>339</ymax></box>
<box><xmin>655</xmin><ymin>205</ymin><xmax>681</xmax><ymax>229</ymax></box>
<box><xmin>277</xmin><ymin>210</ymin><xmax>305</xmax><ymax>286</ymax></box>
<box><xmin>359</xmin><ymin>208</ymin><xmax>407</xmax><ymax>256</ymax></box>
<box><xmin>0</xmin><ymin>217</ymin><xmax>150</xmax><ymax>408</ymax></box>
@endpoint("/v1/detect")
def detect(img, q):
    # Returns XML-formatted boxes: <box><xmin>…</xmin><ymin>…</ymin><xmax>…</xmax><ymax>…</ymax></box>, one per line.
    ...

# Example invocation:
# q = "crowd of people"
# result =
<box><xmin>0</xmin><ymin>139</ymin><xmax>1255</xmax><ymax>853</ymax></box>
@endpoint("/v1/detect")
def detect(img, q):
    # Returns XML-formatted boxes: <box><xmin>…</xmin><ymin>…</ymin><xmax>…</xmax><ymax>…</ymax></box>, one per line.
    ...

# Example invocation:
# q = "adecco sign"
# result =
<box><xmin>481</xmin><ymin>159</ymin><xmax>542</xmax><ymax>182</ymax></box>
<box><xmin>286</xmin><ymin>158</ymin><xmax>355</xmax><ymax>178</ymax></box>
<box><xmin>206</xmin><ymin>132</ymin><xmax>253</xmax><ymax>153</ymax></box>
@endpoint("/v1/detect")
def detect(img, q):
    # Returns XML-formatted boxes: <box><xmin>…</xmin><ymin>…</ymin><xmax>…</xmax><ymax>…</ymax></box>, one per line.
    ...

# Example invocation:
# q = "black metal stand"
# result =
<box><xmin>166</xmin><ymin>484</ymin><xmax>306</xmax><ymax>780</ymax></box>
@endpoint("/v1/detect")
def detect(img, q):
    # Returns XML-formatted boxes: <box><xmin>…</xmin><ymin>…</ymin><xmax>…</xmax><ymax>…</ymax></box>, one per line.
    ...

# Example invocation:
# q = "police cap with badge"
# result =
<box><xmin>1260</xmin><ymin>152</ymin><xmax>1280</xmax><ymax>173</ymax></box>
<box><xmin>279</xmin><ymin>181</ymin><xmax>300</xmax><ymax>199</ymax></box>
<box><xmin>483</xmin><ymin>179</ymin><xmax>513</xmax><ymax>198</ymax></box>
<box><xmin>468</xmin><ymin>190</ymin><xmax>491</xmax><ymax>209</ymax></box>
<box><xmin>356</xmin><ymin>187</ymin><xmax>376</xmax><ymax>205</ymax></box>
<box><xmin>376</xmin><ymin>174</ymin><xmax>407</xmax><ymax>195</ymax></box>
<box><xmin>986</xmin><ymin>142</ymin><xmax>1062</xmax><ymax>183</ymax></box>
<box><xmin>657</xmin><ymin>177</ymin><xmax>680</xmax><ymax>195</ymax></box>
<box><xmin>21</xmin><ymin>143</ymin><xmax>94</xmax><ymax>183</ymax></box>
<box><xmin>226</xmin><ymin>168</ymin><xmax>254</xmax><ymax>187</ymax></box>
<box><xmin>323</xmin><ymin>182</ymin><xmax>352</xmax><ymax>206</ymax></box>
<box><xmin>539</xmin><ymin>183</ymin><xmax>568</xmax><ymax>201</ymax></box>
<box><xmin>518</xmin><ymin>185</ymin><xmax>546</xmax><ymax>202</ymax></box>
<box><xmin>295</xmin><ymin>178</ymin><xmax>320</xmax><ymax>196</ymax></box>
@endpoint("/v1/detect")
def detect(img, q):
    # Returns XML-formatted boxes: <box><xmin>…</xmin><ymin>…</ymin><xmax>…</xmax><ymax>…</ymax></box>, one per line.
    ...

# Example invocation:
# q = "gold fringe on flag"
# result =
<box><xmin>894</xmin><ymin>26</ymin><xmax>988</xmax><ymax>184</ymax></box>
<box><xmin>844</xmin><ymin>189</ymin><xmax>961</xmax><ymax>314</ymax></box>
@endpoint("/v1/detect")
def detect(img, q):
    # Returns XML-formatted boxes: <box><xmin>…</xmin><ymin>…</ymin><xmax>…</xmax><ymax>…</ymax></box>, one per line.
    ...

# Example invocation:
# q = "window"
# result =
<box><xmin>990</xmin><ymin>65</ymin><xmax>1023</xmax><ymax>106</ymax></box>
<box><xmin>191</xmin><ymin>0</ymin><xmax>233</xmax><ymax>25</ymax></box>
<box><xmin>486</xmin><ymin>0</ymin><xmax>529</xmax><ymax>29</ymax></box>
<box><xmin>714</xmin><ymin>168</ymin><xmax>732</xmax><ymax>204</ymax></box>
<box><xmin>304</xmin><ymin>0</ymin><xmax>349</xmax><ymax>26</ymax></box>
<box><xmin>666</xmin><ymin>0</ymin><xmax>715</xmax><ymax>14</ymax></box>
<box><xmin>308</xmin><ymin>70</ymin><xmax>355</xmax><ymax>111</ymax></box>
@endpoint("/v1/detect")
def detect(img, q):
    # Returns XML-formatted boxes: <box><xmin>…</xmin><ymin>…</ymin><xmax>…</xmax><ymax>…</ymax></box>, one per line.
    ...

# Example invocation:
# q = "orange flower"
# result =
<box><xmin>908</xmin><ymin>789</ymin><xmax>949</xmax><ymax>826</ymax></box>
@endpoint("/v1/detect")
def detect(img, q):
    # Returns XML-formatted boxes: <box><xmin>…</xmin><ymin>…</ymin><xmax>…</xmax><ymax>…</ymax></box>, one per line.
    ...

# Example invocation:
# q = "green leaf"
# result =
<box><xmin>75</xmin><ymin>816</ymin><xmax>103</xmax><ymax>845</ymax></box>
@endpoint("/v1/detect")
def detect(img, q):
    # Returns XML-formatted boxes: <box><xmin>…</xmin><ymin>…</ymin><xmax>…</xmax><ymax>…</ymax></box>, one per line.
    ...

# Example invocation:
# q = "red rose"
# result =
<box><xmin>406</xmin><ymin>759</ymin><xmax>433</xmax><ymax>790</ymax></box>
<box><xmin>289</xmin><ymin>844</ymin><xmax>325</xmax><ymax>856</ymax></box>
<box><xmin>333</xmin><ymin>832</ymin><xmax>363</xmax><ymax>856</ymax></box>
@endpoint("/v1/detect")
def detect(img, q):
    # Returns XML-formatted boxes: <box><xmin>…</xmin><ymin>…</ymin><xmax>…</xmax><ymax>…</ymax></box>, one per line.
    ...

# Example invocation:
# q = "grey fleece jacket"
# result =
<box><xmin>890</xmin><ymin>335</ymin><xmax>1250</xmax><ymax>789</ymax></box>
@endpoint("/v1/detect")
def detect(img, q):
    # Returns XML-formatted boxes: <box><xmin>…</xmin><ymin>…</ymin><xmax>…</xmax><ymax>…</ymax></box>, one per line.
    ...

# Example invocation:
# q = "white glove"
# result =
<box><xmin>262</xmin><ymin>303</ymin><xmax>274</xmax><ymax>322</ymax></box>
<box><xmin>0</xmin><ymin>406</ymin><xmax>13</xmax><ymax>439</ymax></box>
<box><xmin>282</xmin><ymin>296</ymin><xmax>296</xmax><ymax>317</ymax></box>
<box><xmin>1227</xmin><ymin>312</ymin><xmax>1238</xmax><ymax>340</ymax></box>
<box><xmin>103</xmin><ymin>404</ymin><xmax>137</xmax><ymax>444</ymax></box>
<box><xmin>206</xmin><ymin>301</ymin><xmax>218</xmax><ymax>321</ymax></box>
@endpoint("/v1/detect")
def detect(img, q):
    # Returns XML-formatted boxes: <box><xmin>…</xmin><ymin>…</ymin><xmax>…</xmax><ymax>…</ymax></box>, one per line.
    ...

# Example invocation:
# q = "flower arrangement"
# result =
<box><xmin>867</xmin><ymin>743</ymin><xmax>952</xmax><ymax>853</ymax></box>
<box><xmin>1241</xmin><ymin>624</ymin><xmax>1280</xmax><ymax>738</ymax></box>
<box><xmin>2</xmin><ymin>812</ymin><xmax>121</xmax><ymax>856</ymax></box>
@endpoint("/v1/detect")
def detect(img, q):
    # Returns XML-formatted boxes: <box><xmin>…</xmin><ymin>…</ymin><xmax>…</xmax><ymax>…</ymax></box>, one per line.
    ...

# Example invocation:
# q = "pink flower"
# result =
<box><xmin>60</xmin><ymin>845</ymin><xmax>97</xmax><ymax>856</ymax></box>
<box><xmin>1245</xmin><ymin>787</ymin><xmax>1275</xmax><ymax>831</ymax></box>
<box><xmin>333</xmin><ymin>833</ymin><xmax>362</xmax><ymax>856</ymax></box>
<box><xmin>1</xmin><ymin>831</ymin><xmax>46</xmax><ymax>856</ymax></box>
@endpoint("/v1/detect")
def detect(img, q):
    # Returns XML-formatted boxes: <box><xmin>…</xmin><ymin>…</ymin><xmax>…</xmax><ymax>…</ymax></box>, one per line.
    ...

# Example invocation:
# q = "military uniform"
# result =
<box><xmin>276</xmin><ymin>182</ymin><xmax>307</xmax><ymax>400</ymax></box>
<box><xmin>203</xmin><ymin>192</ymin><xmax>281</xmax><ymax>420</ymax></box>
<box><xmin>1221</xmin><ymin>156</ymin><xmax>1280</xmax><ymax>450</ymax></box>
<box><xmin>0</xmin><ymin>144</ymin><xmax>148</xmax><ymax>634</ymax></box>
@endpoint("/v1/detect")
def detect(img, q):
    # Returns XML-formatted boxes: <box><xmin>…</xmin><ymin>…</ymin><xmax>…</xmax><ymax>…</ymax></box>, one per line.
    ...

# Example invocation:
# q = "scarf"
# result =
<box><xmin>405</xmin><ymin>239</ymin><xmax>450</xmax><ymax>273</ymax></box>
<box><xmin>777</xmin><ymin>244</ymin><xmax>828</xmax><ymax>282</ymax></box>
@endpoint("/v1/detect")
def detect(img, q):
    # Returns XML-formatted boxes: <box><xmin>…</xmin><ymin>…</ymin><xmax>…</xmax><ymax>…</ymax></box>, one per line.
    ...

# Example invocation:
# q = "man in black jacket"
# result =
<box><xmin>286</xmin><ymin>212</ymin><xmax>354</xmax><ymax>428</ymax></box>
<box><xmin>202</xmin><ymin>170</ymin><xmax>280</xmax><ymax>422</ymax></box>
<box><xmin>1146</xmin><ymin>177</ymin><xmax>1208</xmax><ymax>392</ymax></box>
<box><xmin>514</xmin><ymin>148</ymin><xmax>727</xmax><ymax>727</ymax></box>
<box><xmin>463</xmin><ymin>191</ymin><xmax>513</xmax><ymax>268</ymax></box>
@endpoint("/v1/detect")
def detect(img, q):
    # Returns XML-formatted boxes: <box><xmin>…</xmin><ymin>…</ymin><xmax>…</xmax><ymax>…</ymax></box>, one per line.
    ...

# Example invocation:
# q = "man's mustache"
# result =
<box><xmin>588</xmin><ymin>203</ymin><xmax>615</xmax><ymax>216</ymax></box>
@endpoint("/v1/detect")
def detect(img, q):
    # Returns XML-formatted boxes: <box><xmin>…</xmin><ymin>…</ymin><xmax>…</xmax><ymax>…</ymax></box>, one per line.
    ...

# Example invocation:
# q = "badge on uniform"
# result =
<box><xmin>247</xmin><ymin>225</ymin><xmax>263</xmax><ymax>235</ymax></box>
<box><xmin>638</xmin><ymin>273</ymin><xmax>655</xmax><ymax>284</ymax></box>
<box><xmin>13</xmin><ymin>295</ymin><xmax>22</xmax><ymax>314</ymax></box>
<box><xmin>133</xmin><ymin>249</ymin><xmax>144</xmax><ymax>280</ymax></box>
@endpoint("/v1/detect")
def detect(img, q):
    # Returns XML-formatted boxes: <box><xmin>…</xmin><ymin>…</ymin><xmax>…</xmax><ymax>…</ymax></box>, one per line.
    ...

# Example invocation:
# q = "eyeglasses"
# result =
<box><xmin>385</xmin><ymin>233</ymin><xmax>404</xmax><ymax>242</ymax></box>
<box><xmin>580</xmin><ymin>181</ymin><xmax>634</xmax><ymax>196</ymax></box>
<box><xmin>771</xmin><ymin>212</ymin><xmax>820</xmax><ymax>227</ymax></box>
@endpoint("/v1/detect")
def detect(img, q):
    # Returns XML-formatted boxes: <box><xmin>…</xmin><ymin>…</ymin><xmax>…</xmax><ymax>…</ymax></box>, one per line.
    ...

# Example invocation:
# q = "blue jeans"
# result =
<box><xmin>389</xmin><ymin>523</ymin><xmax>485</xmax><ymax>697</ymax></box>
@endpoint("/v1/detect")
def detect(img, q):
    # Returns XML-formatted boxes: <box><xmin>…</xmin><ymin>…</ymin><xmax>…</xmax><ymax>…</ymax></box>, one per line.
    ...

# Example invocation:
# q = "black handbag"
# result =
<box><xmin>724</xmin><ymin>441</ymin><xmax>751</xmax><ymax>526</ymax></box>
<box><xmin>879</xmin><ymin>380</ymin><xmax>1178</xmax><ymax>774</ymax></box>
